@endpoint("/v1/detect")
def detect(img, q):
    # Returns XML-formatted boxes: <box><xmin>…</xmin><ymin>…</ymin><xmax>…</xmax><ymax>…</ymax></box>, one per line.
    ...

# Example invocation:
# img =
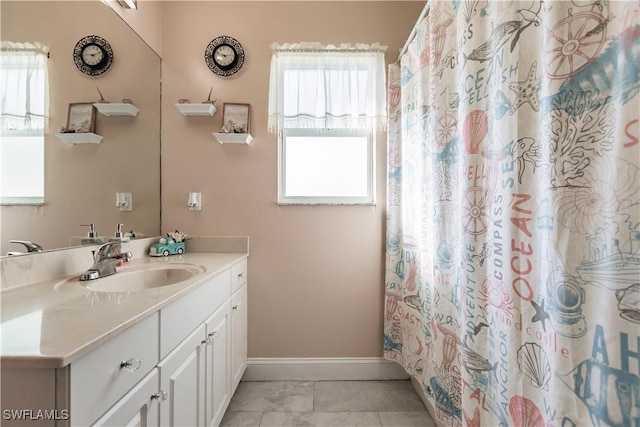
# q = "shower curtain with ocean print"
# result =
<box><xmin>384</xmin><ymin>1</ymin><xmax>640</xmax><ymax>426</ymax></box>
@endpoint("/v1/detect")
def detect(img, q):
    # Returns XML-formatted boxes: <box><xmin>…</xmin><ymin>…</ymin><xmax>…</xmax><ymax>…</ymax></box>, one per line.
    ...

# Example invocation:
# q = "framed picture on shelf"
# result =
<box><xmin>67</xmin><ymin>103</ymin><xmax>96</xmax><ymax>133</ymax></box>
<box><xmin>222</xmin><ymin>103</ymin><xmax>250</xmax><ymax>133</ymax></box>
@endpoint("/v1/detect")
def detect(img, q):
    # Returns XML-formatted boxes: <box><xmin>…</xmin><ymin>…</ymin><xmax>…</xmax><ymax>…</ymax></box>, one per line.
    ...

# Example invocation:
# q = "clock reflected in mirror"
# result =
<box><xmin>73</xmin><ymin>35</ymin><xmax>113</xmax><ymax>77</ymax></box>
<box><xmin>205</xmin><ymin>35</ymin><xmax>245</xmax><ymax>78</ymax></box>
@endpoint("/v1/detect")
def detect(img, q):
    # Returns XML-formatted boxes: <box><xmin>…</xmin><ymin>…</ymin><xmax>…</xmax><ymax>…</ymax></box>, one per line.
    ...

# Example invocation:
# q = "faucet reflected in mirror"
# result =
<box><xmin>6</xmin><ymin>240</ymin><xmax>43</xmax><ymax>256</ymax></box>
<box><xmin>79</xmin><ymin>241</ymin><xmax>133</xmax><ymax>281</ymax></box>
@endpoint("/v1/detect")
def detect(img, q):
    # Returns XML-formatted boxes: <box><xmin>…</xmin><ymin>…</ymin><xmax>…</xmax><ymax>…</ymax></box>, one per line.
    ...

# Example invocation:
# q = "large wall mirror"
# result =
<box><xmin>0</xmin><ymin>1</ymin><xmax>161</xmax><ymax>256</ymax></box>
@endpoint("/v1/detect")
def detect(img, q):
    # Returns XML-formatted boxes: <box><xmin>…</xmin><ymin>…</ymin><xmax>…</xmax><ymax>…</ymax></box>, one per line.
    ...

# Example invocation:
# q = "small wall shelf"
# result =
<box><xmin>175</xmin><ymin>103</ymin><xmax>217</xmax><ymax>117</ymax></box>
<box><xmin>94</xmin><ymin>103</ymin><xmax>139</xmax><ymax>117</ymax></box>
<box><xmin>213</xmin><ymin>133</ymin><xmax>252</xmax><ymax>145</ymax></box>
<box><xmin>56</xmin><ymin>133</ymin><xmax>103</xmax><ymax>145</ymax></box>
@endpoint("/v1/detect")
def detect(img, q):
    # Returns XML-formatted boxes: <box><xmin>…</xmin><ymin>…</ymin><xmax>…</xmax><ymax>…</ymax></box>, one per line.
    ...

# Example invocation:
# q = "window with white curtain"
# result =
<box><xmin>268</xmin><ymin>42</ymin><xmax>386</xmax><ymax>205</ymax></box>
<box><xmin>0</xmin><ymin>41</ymin><xmax>49</xmax><ymax>204</ymax></box>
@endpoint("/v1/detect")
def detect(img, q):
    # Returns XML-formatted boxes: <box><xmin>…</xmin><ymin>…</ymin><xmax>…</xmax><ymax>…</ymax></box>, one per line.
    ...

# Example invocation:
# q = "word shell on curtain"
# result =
<box><xmin>385</xmin><ymin>1</ymin><xmax>640</xmax><ymax>426</ymax></box>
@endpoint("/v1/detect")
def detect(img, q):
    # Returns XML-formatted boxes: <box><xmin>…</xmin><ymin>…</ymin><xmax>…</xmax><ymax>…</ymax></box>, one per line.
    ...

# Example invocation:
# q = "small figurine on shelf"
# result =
<box><xmin>96</xmin><ymin>87</ymin><xmax>108</xmax><ymax>103</ymax></box>
<box><xmin>233</xmin><ymin>124</ymin><xmax>248</xmax><ymax>133</ymax></box>
<box><xmin>125</xmin><ymin>230</ymin><xmax>144</xmax><ymax>239</ymax></box>
<box><xmin>222</xmin><ymin>119</ymin><xmax>248</xmax><ymax>133</ymax></box>
<box><xmin>149</xmin><ymin>230</ymin><xmax>190</xmax><ymax>257</ymax></box>
<box><xmin>201</xmin><ymin>87</ymin><xmax>216</xmax><ymax>105</ymax></box>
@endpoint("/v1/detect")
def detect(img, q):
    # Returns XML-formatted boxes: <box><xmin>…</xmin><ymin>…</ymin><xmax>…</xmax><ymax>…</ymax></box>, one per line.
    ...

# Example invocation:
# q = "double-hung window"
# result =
<box><xmin>268</xmin><ymin>43</ymin><xmax>387</xmax><ymax>204</ymax></box>
<box><xmin>0</xmin><ymin>41</ymin><xmax>49</xmax><ymax>204</ymax></box>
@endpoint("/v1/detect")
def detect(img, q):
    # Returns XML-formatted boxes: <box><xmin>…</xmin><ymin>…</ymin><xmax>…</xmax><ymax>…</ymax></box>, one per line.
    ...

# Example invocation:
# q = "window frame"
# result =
<box><xmin>277</xmin><ymin>128</ymin><xmax>376</xmax><ymax>205</ymax></box>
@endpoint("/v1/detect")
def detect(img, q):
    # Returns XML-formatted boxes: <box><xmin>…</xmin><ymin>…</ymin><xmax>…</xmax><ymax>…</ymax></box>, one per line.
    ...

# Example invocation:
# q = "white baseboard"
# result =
<box><xmin>242</xmin><ymin>357</ymin><xmax>410</xmax><ymax>381</ymax></box>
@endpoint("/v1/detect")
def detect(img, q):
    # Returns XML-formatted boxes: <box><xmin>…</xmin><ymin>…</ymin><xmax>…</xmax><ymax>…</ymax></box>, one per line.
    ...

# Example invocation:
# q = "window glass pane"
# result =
<box><xmin>0</xmin><ymin>135</ymin><xmax>44</xmax><ymax>198</ymax></box>
<box><xmin>284</xmin><ymin>135</ymin><xmax>369</xmax><ymax>198</ymax></box>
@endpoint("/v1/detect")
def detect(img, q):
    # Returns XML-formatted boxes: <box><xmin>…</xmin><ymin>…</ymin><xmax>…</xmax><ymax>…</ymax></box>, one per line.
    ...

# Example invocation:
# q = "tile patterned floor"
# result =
<box><xmin>220</xmin><ymin>380</ymin><xmax>437</xmax><ymax>427</ymax></box>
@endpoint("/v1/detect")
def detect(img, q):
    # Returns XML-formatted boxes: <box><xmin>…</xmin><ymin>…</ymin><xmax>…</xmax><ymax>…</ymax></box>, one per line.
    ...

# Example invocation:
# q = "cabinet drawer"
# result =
<box><xmin>231</xmin><ymin>258</ymin><xmax>247</xmax><ymax>295</ymax></box>
<box><xmin>70</xmin><ymin>313</ymin><xmax>159</xmax><ymax>427</ymax></box>
<box><xmin>160</xmin><ymin>269</ymin><xmax>230</xmax><ymax>358</ymax></box>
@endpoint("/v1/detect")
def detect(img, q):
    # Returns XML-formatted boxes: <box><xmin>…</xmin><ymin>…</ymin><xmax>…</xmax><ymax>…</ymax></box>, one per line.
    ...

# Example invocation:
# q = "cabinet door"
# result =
<box><xmin>230</xmin><ymin>285</ymin><xmax>248</xmax><ymax>393</ymax></box>
<box><xmin>205</xmin><ymin>304</ymin><xmax>231</xmax><ymax>427</ymax></box>
<box><xmin>158</xmin><ymin>324</ymin><xmax>206</xmax><ymax>427</ymax></box>
<box><xmin>92</xmin><ymin>368</ymin><xmax>160</xmax><ymax>427</ymax></box>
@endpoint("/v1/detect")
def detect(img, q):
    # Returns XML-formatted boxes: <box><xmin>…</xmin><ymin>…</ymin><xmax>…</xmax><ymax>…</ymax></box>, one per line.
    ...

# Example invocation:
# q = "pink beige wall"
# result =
<box><xmin>161</xmin><ymin>1</ymin><xmax>423</xmax><ymax>357</ymax></box>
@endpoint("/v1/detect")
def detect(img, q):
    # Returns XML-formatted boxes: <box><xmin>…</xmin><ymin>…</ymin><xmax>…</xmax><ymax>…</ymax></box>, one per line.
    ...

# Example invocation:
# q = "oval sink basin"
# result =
<box><xmin>55</xmin><ymin>264</ymin><xmax>205</xmax><ymax>293</ymax></box>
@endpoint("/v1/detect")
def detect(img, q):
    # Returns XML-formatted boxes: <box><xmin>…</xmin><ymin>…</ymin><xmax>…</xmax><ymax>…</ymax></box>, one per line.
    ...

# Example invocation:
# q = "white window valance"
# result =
<box><xmin>0</xmin><ymin>41</ymin><xmax>49</xmax><ymax>134</ymax></box>
<box><xmin>268</xmin><ymin>42</ymin><xmax>387</xmax><ymax>133</ymax></box>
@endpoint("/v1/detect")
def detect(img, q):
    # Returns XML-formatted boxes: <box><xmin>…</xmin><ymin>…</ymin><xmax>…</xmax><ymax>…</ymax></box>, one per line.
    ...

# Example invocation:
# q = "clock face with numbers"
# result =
<box><xmin>205</xmin><ymin>35</ymin><xmax>245</xmax><ymax>78</ymax></box>
<box><xmin>73</xmin><ymin>35</ymin><xmax>114</xmax><ymax>77</ymax></box>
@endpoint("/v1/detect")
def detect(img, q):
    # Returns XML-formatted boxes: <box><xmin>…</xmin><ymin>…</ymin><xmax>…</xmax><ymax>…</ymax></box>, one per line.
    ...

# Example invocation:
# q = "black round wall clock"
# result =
<box><xmin>73</xmin><ymin>35</ymin><xmax>114</xmax><ymax>77</ymax></box>
<box><xmin>205</xmin><ymin>35</ymin><xmax>245</xmax><ymax>78</ymax></box>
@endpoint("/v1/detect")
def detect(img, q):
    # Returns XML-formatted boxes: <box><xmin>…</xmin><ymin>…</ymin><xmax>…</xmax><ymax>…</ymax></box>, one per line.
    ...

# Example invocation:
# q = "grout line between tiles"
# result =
<box><xmin>376</xmin><ymin>411</ymin><xmax>384</xmax><ymax>427</ymax></box>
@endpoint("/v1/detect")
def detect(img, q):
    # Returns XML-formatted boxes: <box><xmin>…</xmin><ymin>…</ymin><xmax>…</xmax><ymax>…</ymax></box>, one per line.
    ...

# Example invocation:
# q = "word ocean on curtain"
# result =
<box><xmin>385</xmin><ymin>1</ymin><xmax>640</xmax><ymax>426</ymax></box>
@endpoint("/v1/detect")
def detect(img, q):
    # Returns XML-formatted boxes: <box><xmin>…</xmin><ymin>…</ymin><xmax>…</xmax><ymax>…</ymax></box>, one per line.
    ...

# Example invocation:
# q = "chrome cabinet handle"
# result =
<box><xmin>205</xmin><ymin>330</ymin><xmax>219</xmax><ymax>345</ymax></box>
<box><xmin>238</xmin><ymin>273</ymin><xmax>244</xmax><ymax>278</ymax></box>
<box><xmin>202</xmin><ymin>332</ymin><xmax>217</xmax><ymax>346</ymax></box>
<box><xmin>151</xmin><ymin>390</ymin><xmax>167</xmax><ymax>402</ymax></box>
<box><xmin>232</xmin><ymin>304</ymin><xmax>240</xmax><ymax>311</ymax></box>
<box><xmin>120</xmin><ymin>358</ymin><xmax>141</xmax><ymax>372</ymax></box>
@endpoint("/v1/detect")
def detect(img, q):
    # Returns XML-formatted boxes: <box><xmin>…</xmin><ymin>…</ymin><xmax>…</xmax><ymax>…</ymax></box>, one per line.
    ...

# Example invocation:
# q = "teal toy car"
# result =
<box><xmin>149</xmin><ymin>237</ymin><xmax>186</xmax><ymax>257</ymax></box>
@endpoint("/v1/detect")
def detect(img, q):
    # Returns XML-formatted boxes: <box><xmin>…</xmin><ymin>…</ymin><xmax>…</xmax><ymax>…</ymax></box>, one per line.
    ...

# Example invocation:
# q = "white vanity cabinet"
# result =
<box><xmin>0</xmin><ymin>256</ymin><xmax>248</xmax><ymax>427</ymax></box>
<box><xmin>156</xmin><ymin>266</ymin><xmax>232</xmax><ymax>427</ymax></box>
<box><xmin>131</xmin><ymin>258</ymin><xmax>249</xmax><ymax>427</ymax></box>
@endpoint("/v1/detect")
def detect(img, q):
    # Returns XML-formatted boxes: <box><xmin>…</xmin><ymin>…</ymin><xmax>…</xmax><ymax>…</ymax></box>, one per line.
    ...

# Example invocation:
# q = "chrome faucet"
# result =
<box><xmin>79</xmin><ymin>241</ymin><xmax>132</xmax><ymax>281</ymax></box>
<box><xmin>9</xmin><ymin>240</ymin><xmax>43</xmax><ymax>253</ymax></box>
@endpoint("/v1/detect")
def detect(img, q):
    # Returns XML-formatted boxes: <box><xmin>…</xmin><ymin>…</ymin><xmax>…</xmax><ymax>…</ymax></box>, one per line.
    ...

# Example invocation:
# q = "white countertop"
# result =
<box><xmin>0</xmin><ymin>252</ymin><xmax>247</xmax><ymax>368</ymax></box>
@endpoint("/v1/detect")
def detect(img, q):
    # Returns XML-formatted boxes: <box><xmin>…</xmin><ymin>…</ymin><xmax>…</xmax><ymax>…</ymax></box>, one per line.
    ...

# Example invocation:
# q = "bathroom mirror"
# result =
<box><xmin>0</xmin><ymin>0</ymin><xmax>161</xmax><ymax>256</ymax></box>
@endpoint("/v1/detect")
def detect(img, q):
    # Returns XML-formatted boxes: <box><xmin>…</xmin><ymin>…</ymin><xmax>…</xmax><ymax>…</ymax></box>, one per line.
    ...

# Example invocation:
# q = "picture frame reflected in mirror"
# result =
<box><xmin>66</xmin><ymin>102</ymin><xmax>96</xmax><ymax>133</ymax></box>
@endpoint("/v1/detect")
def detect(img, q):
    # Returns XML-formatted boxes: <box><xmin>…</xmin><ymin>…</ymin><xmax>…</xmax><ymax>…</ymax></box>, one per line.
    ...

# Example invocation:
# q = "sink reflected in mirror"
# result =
<box><xmin>55</xmin><ymin>264</ymin><xmax>205</xmax><ymax>293</ymax></box>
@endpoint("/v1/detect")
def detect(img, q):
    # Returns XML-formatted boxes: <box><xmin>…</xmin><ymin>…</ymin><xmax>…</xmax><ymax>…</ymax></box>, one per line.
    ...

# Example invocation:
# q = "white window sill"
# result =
<box><xmin>1</xmin><ymin>197</ymin><xmax>45</xmax><ymax>205</ymax></box>
<box><xmin>277</xmin><ymin>201</ymin><xmax>377</xmax><ymax>206</ymax></box>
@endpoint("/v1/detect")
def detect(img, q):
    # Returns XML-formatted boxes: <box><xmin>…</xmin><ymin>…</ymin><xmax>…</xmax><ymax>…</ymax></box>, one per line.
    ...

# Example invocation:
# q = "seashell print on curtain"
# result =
<box><xmin>385</xmin><ymin>1</ymin><xmax>640</xmax><ymax>426</ymax></box>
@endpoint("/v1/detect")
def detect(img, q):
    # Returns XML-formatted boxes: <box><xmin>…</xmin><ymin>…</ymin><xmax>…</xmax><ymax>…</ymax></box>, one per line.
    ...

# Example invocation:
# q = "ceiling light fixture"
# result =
<box><xmin>117</xmin><ymin>0</ymin><xmax>137</xmax><ymax>10</ymax></box>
